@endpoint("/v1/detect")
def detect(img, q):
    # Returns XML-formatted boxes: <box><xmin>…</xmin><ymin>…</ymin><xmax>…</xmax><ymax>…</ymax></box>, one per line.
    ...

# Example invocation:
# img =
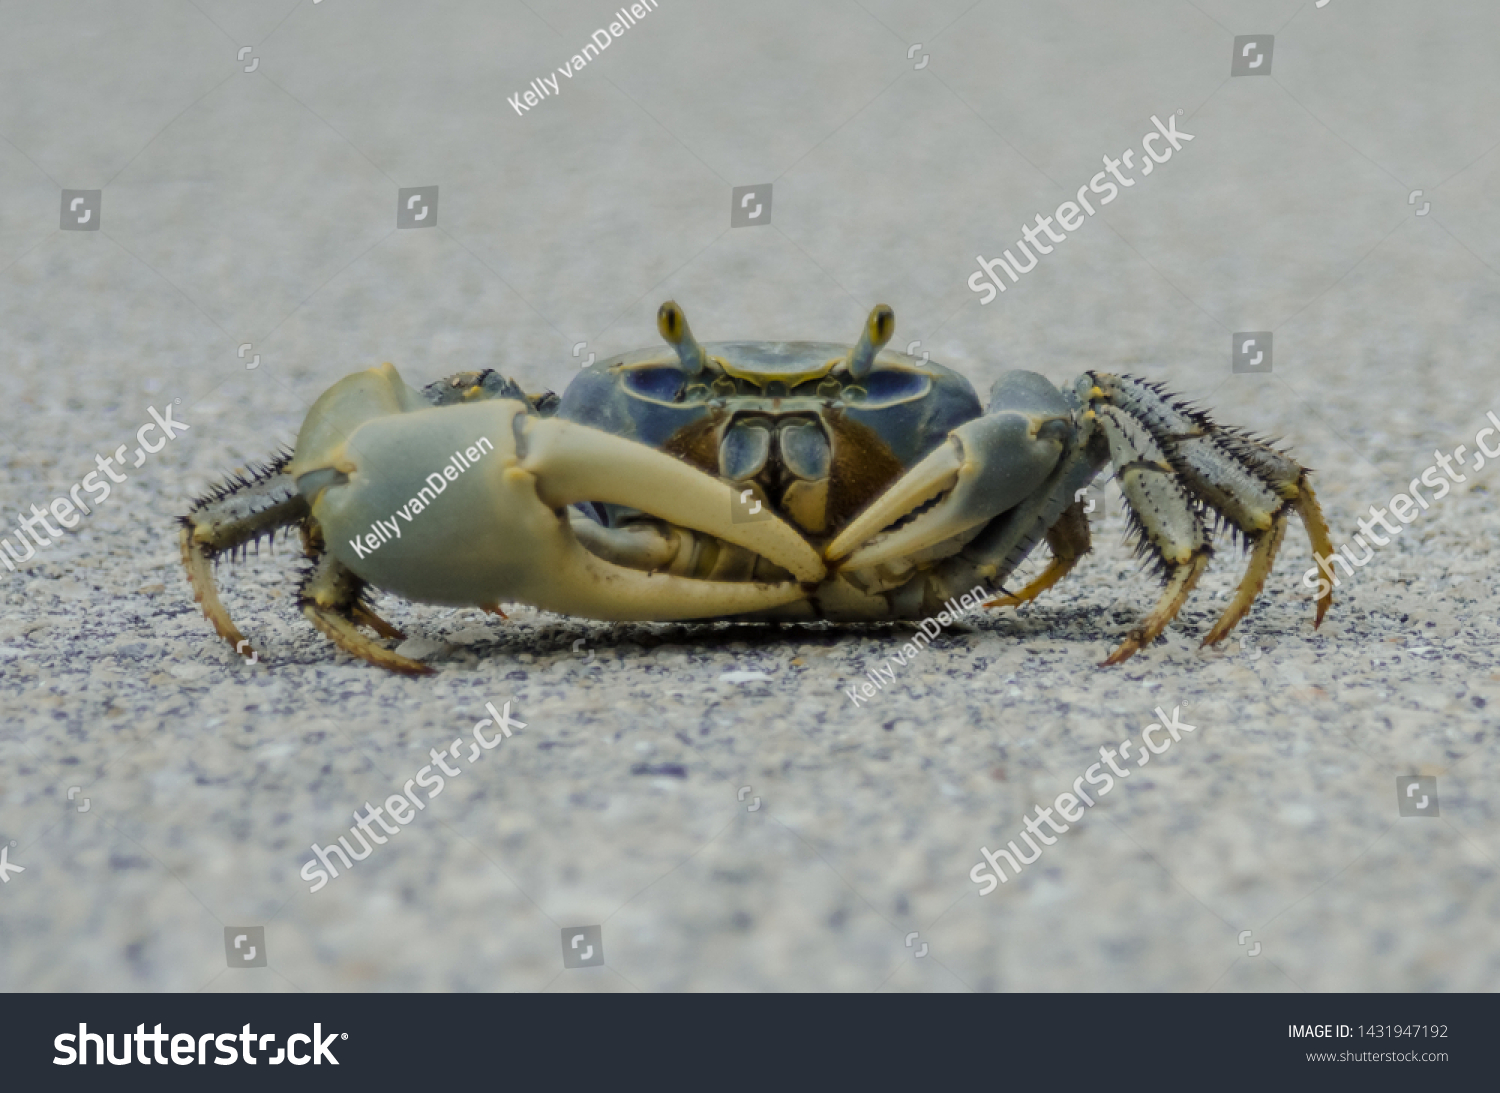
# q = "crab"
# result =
<box><xmin>180</xmin><ymin>302</ymin><xmax>1334</xmax><ymax>675</ymax></box>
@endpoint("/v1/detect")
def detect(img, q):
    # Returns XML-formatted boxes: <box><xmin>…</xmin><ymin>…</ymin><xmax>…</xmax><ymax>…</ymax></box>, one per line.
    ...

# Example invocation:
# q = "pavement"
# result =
<box><xmin>1</xmin><ymin>0</ymin><xmax>1498</xmax><ymax>991</ymax></box>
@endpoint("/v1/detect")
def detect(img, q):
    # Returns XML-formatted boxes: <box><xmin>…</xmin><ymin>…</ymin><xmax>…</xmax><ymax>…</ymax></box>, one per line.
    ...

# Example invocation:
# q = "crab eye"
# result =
<box><xmin>625</xmin><ymin>367</ymin><xmax>685</xmax><ymax>402</ymax></box>
<box><xmin>858</xmin><ymin>370</ymin><xmax>930</xmax><ymax>405</ymax></box>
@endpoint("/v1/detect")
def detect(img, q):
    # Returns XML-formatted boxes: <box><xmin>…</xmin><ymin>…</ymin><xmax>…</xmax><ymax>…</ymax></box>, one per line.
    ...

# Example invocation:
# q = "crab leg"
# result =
<box><xmin>1102</xmin><ymin>553</ymin><xmax>1212</xmax><ymax>666</ymax></box>
<box><xmin>1082</xmin><ymin>373</ymin><xmax>1333</xmax><ymax>640</ymax></box>
<box><xmin>179</xmin><ymin>451</ymin><xmax>307</xmax><ymax>656</ymax></box>
<box><xmin>351</xmin><ymin>602</ymin><xmax>406</xmax><ymax>639</ymax></box>
<box><xmin>1200</xmin><ymin>511</ymin><xmax>1287</xmax><ymax>646</ymax></box>
<box><xmin>1092</xmin><ymin>402</ymin><xmax>1214</xmax><ymax>664</ymax></box>
<box><xmin>1294</xmin><ymin>481</ymin><xmax>1336</xmax><ymax>627</ymax></box>
<box><xmin>984</xmin><ymin>496</ymin><xmax>1092</xmax><ymax>608</ymax></box>
<box><xmin>300</xmin><ymin>552</ymin><xmax>432</xmax><ymax>675</ymax></box>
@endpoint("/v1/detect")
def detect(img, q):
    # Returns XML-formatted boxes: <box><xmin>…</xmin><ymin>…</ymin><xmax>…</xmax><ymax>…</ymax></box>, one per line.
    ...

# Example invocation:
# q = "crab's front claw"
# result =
<box><xmin>517</xmin><ymin>412</ymin><xmax>826</xmax><ymax>589</ymax></box>
<box><xmin>827</xmin><ymin>372</ymin><xmax>1073</xmax><ymax>571</ymax></box>
<box><xmin>295</xmin><ymin>368</ymin><xmax>823</xmax><ymax>621</ymax></box>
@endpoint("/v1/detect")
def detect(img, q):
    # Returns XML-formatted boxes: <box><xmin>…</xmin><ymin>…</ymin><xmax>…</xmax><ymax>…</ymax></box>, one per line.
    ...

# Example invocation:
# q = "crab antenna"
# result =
<box><xmin>656</xmin><ymin>301</ymin><xmax>708</xmax><ymax>376</ymax></box>
<box><xmin>847</xmin><ymin>304</ymin><xmax>895</xmax><ymax>379</ymax></box>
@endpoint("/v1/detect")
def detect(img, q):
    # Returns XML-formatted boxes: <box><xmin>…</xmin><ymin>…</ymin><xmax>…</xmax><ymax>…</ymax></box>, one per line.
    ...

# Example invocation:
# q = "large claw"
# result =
<box><xmin>827</xmin><ymin>374</ymin><xmax>1072</xmax><ymax>571</ymax></box>
<box><xmin>292</xmin><ymin>365</ymin><xmax>824</xmax><ymax>621</ymax></box>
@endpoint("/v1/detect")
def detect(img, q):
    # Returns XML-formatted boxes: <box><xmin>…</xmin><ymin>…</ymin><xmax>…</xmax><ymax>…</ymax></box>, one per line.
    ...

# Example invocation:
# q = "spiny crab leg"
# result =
<box><xmin>179</xmin><ymin>451</ymin><xmax>307</xmax><ymax>658</ymax></box>
<box><xmin>984</xmin><ymin>498</ymin><xmax>1092</xmax><ymax>608</ymax></box>
<box><xmin>1080</xmin><ymin>373</ymin><xmax>1334</xmax><ymax>646</ymax></box>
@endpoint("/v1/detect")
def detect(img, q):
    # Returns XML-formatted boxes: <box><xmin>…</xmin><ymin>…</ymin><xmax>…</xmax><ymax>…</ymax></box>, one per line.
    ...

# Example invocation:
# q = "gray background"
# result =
<box><xmin>1</xmin><ymin>0</ymin><xmax>1497</xmax><ymax>991</ymax></box>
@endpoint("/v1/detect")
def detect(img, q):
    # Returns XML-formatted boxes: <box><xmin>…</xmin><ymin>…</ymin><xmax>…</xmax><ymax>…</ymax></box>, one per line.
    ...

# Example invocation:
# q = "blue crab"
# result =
<box><xmin>181</xmin><ymin>302</ymin><xmax>1334</xmax><ymax>674</ymax></box>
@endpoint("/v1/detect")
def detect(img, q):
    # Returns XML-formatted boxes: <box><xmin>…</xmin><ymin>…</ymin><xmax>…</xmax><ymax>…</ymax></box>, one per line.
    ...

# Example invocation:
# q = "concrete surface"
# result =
<box><xmin>1</xmin><ymin>0</ymin><xmax>1498</xmax><ymax>991</ymax></box>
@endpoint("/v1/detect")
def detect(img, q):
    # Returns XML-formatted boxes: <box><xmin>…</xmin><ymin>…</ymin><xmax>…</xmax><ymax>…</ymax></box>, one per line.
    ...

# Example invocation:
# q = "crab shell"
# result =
<box><xmin>556</xmin><ymin>337</ymin><xmax>982</xmax><ymax>532</ymax></box>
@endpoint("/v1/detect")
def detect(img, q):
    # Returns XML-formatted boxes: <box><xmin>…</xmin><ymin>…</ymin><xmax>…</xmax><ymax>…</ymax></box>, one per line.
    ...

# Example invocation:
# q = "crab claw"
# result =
<box><xmin>293</xmin><ymin>365</ymin><xmax>824</xmax><ymax>621</ymax></box>
<box><xmin>826</xmin><ymin>372</ymin><xmax>1073</xmax><ymax>570</ymax></box>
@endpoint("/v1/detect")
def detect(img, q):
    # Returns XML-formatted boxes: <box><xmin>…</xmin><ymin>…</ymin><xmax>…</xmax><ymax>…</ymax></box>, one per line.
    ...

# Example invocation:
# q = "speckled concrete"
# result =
<box><xmin>1</xmin><ymin>0</ymin><xmax>1498</xmax><ymax>992</ymax></box>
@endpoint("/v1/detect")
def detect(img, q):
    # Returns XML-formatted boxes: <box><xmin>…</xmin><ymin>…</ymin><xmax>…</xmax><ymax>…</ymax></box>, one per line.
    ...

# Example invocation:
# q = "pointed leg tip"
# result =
<box><xmin>302</xmin><ymin>602</ymin><xmax>437</xmax><ymax>676</ymax></box>
<box><xmin>1102</xmin><ymin>620</ymin><xmax>1158</xmax><ymax>665</ymax></box>
<box><xmin>1199</xmin><ymin>620</ymin><xmax>1238</xmax><ymax>649</ymax></box>
<box><xmin>351</xmin><ymin>603</ymin><xmax>405</xmax><ymax>640</ymax></box>
<box><xmin>1200</xmin><ymin>623</ymin><xmax>1233</xmax><ymax>647</ymax></box>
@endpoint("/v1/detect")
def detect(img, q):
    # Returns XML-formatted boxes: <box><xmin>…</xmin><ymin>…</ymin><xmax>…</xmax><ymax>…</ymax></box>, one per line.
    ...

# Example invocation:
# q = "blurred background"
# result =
<box><xmin>0</xmin><ymin>0</ymin><xmax>1497</xmax><ymax>991</ymax></box>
